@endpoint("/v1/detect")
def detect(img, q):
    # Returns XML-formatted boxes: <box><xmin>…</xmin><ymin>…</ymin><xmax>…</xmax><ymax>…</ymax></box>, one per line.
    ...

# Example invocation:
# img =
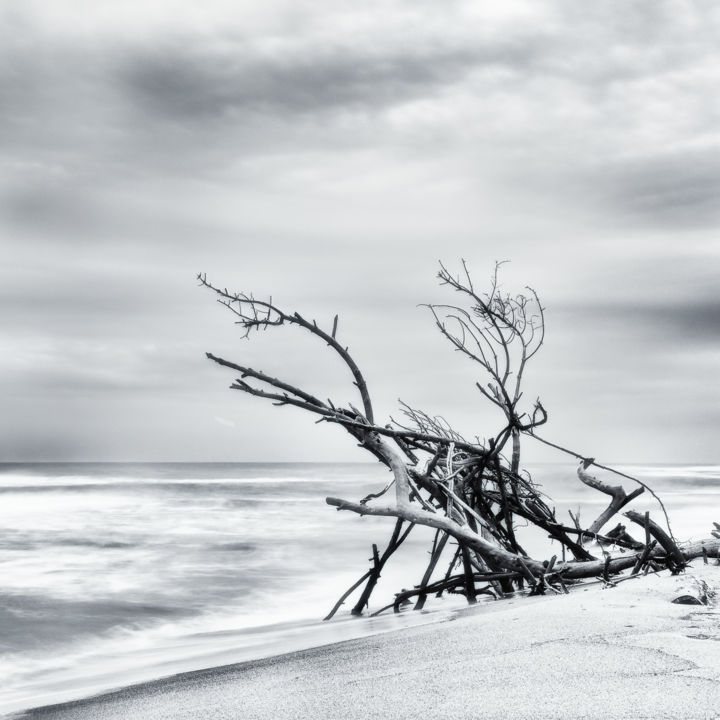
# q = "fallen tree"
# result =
<box><xmin>199</xmin><ymin>261</ymin><xmax>720</xmax><ymax>617</ymax></box>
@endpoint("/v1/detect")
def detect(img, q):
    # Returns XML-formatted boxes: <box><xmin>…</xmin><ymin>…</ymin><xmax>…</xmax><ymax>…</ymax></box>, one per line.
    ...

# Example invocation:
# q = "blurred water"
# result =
<box><xmin>0</xmin><ymin>462</ymin><xmax>717</xmax><ymax>713</ymax></box>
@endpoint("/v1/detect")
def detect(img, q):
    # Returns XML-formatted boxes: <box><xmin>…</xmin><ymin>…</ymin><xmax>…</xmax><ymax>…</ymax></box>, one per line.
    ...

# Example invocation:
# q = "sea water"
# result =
<box><xmin>0</xmin><ymin>462</ymin><xmax>717</xmax><ymax>713</ymax></box>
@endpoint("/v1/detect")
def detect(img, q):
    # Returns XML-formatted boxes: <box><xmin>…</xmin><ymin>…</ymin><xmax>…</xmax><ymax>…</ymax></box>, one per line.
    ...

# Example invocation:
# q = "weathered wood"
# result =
<box><xmin>631</xmin><ymin>539</ymin><xmax>657</xmax><ymax>576</ymax></box>
<box><xmin>511</xmin><ymin>504</ymin><xmax>596</xmax><ymax>561</ymax></box>
<box><xmin>602</xmin><ymin>523</ymin><xmax>644</xmax><ymax>551</ymax></box>
<box><xmin>437</xmin><ymin>546</ymin><xmax>462</xmax><ymax>597</ymax></box>
<box><xmin>414</xmin><ymin>531</ymin><xmax>449</xmax><ymax>610</ymax></box>
<box><xmin>370</xmin><ymin>572</ymin><xmax>505</xmax><ymax>616</ymax></box>
<box><xmin>327</xmin><ymin>495</ymin><xmax>548</xmax><ymax>576</ymax></box>
<box><xmin>350</xmin><ymin>519</ymin><xmax>414</xmax><ymax>616</ymax></box>
<box><xmin>461</xmin><ymin>547</ymin><xmax>478</xmax><ymax>604</ymax></box>
<box><xmin>624</xmin><ymin>510</ymin><xmax>686</xmax><ymax>571</ymax></box>
<box><xmin>577</xmin><ymin>460</ymin><xmax>645</xmax><ymax>536</ymax></box>
<box><xmin>327</xmin><ymin>496</ymin><xmax>720</xmax><ymax>580</ymax></box>
<box><xmin>494</xmin><ymin>455</ymin><xmax>523</xmax><ymax>555</ymax></box>
<box><xmin>323</xmin><ymin>569</ymin><xmax>373</xmax><ymax>621</ymax></box>
<box><xmin>602</xmin><ymin>554</ymin><xmax>611</xmax><ymax>583</ymax></box>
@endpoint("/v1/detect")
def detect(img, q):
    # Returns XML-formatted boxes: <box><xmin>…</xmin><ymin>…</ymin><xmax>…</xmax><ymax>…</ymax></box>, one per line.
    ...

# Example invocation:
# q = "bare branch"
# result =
<box><xmin>577</xmin><ymin>459</ymin><xmax>645</xmax><ymax>536</ymax></box>
<box><xmin>206</xmin><ymin>353</ymin><xmax>329</xmax><ymax>411</ymax></box>
<box><xmin>198</xmin><ymin>274</ymin><xmax>374</xmax><ymax>423</ymax></box>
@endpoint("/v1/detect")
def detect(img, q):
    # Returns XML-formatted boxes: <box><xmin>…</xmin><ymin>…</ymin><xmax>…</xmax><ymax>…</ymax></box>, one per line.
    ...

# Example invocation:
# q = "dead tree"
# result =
<box><xmin>425</xmin><ymin>260</ymin><xmax>546</xmax><ymax>476</ymax></box>
<box><xmin>199</xmin><ymin>263</ymin><xmax>720</xmax><ymax>618</ymax></box>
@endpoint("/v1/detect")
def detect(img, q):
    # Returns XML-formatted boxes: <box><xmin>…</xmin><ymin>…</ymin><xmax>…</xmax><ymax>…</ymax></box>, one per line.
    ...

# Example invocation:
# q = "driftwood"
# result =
<box><xmin>323</xmin><ymin>519</ymin><xmax>415</xmax><ymax>620</ymax></box>
<box><xmin>200</xmin><ymin>262</ymin><xmax>720</xmax><ymax>618</ymax></box>
<box><xmin>624</xmin><ymin>510</ymin><xmax>686</xmax><ymax>572</ymax></box>
<box><xmin>577</xmin><ymin>459</ymin><xmax>645</xmax><ymax>536</ymax></box>
<box><xmin>414</xmin><ymin>531</ymin><xmax>450</xmax><ymax>610</ymax></box>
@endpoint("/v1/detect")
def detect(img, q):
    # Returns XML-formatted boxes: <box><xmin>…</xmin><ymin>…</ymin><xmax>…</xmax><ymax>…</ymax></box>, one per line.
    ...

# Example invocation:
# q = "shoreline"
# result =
<box><xmin>0</xmin><ymin>601</ymin><xmax>471</xmax><ymax>715</ymax></box>
<box><xmin>9</xmin><ymin>566</ymin><xmax>720</xmax><ymax>720</ymax></box>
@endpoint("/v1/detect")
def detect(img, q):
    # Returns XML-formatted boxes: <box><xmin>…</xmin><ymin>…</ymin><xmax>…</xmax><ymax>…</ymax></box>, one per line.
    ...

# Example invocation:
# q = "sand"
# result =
<box><xmin>9</xmin><ymin>567</ymin><xmax>720</xmax><ymax>720</ymax></box>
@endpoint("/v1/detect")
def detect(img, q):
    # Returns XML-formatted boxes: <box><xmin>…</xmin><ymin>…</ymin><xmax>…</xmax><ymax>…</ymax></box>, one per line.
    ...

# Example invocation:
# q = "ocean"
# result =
<box><xmin>0</xmin><ymin>462</ymin><xmax>718</xmax><ymax>713</ymax></box>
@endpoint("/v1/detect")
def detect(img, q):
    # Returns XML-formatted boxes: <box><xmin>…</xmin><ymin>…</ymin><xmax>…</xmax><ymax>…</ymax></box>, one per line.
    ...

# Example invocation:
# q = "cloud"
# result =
<box><xmin>590</xmin><ymin>149</ymin><xmax>720</xmax><ymax>228</ymax></box>
<box><xmin>597</xmin><ymin>300</ymin><xmax>720</xmax><ymax>345</ymax></box>
<box><xmin>3</xmin><ymin>0</ymin><xmax>720</xmax><ymax>461</ymax></box>
<box><xmin>120</xmin><ymin>41</ymin><xmax>494</xmax><ymax>120</ymax></box>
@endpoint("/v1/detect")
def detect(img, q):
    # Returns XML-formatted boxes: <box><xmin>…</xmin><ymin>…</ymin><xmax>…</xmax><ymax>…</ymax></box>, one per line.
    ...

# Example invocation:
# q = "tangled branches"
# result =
<box><xmin>201</xmin><ymin>262</ymin><xmax>720</xmax><ymax>619</ymax></box>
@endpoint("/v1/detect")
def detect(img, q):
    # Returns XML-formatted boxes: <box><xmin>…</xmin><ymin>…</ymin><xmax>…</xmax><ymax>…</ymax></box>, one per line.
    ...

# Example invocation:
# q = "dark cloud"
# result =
<box><xmin>560</xmin><ymin>298</ymin><xmax>720</xmax><ymax>346</ymax></box>
<box><xmin>119</xmin><ymin>38</ymin><xmax>539</xmax><ymax>122</ymax></box>
<box><xmin>592</xmin><ymin>150</ymin><xmax>720</xmax><ymax>228</ymax></box>
<box><xmin>625</xmin><ymin>301</ymin><xmax>720</xmax><ymax>344</ymax></box>
<box><xmin>0</xmin><ymin>18</ymin><xmax>547</xmax><ymax>178</ymax></box>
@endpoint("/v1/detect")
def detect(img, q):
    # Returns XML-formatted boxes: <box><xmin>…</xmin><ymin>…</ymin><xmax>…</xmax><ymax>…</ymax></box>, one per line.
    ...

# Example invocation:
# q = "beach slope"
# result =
<box><xmin>11</xmin><ymin>568</ymin><xmax>720</xmax><ymax>720</ymax></box>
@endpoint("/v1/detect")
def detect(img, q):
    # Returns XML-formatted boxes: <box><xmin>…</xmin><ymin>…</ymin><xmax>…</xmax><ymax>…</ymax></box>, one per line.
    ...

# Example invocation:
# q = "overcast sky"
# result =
<box><xmin>2</xmin><ymin>0</ymin><xmax>720</xmax><ymax>464</ymax></box>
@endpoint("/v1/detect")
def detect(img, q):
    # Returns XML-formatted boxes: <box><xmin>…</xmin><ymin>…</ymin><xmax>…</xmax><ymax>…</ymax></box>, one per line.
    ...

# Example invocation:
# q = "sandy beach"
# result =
<box><xmin>9</xmin><ymin>566</ymin><xmax>720</xmax><ymax>720</ymax></box>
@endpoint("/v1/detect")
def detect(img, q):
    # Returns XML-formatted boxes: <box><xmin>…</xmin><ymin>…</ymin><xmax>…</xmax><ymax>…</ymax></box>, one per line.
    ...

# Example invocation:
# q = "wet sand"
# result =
<box><xmin>10</xmin><ymin>567</ymin><xmax>720</xmax><ymax>720</ymax></box>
